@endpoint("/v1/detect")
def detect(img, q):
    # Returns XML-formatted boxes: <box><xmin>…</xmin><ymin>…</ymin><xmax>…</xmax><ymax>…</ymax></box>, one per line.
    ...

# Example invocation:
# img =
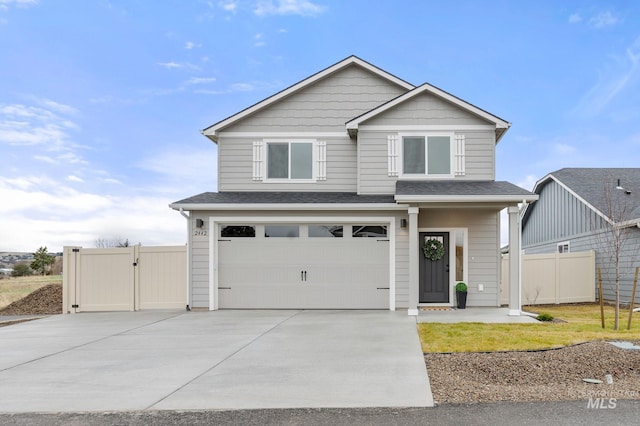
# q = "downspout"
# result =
<box><xmin>178</xmin><ymin>208</ymin><xmax>191</xmax><ymax>311</ymax></box>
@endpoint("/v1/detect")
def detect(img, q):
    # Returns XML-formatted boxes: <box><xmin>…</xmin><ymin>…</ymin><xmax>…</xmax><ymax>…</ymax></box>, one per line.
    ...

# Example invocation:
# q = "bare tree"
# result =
<box><xmin>95</xmin><ymin>237</ymin><xmax>130</xmax><ymax>248</ymax></box>
<box><xmin>592</xmin><ymin>177</ymin><xmax>640</xmax><ymax>330</ymax></box>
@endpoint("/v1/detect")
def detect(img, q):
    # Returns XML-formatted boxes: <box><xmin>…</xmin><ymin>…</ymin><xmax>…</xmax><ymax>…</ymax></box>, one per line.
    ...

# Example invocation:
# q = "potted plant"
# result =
<box><xmin>455</xmin><ymin>282</ymin><xmax>468</xmax><ymax>309</ymax></box>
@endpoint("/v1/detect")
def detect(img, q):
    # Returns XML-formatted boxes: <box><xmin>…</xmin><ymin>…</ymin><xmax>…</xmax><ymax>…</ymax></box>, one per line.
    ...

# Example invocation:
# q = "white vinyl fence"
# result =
<box><xmin>501</xmin><ymin>251</ymin><xmax>596</xmax><ymax>305</ymax></box>
<box><xmin>63</xmin><ymin>245</ymin><xmax>186</xmax><ymax>313</ymax></box>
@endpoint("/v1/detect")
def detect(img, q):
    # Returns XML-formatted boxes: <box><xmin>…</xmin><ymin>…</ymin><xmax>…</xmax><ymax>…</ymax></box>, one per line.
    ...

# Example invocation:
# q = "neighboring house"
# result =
<box><xmin>170</xmin><ymin>56</ymin><xmax>537</xmax><ymax>315</ymax></box>
<box><xmin>522</xmin><ymin>168</ymin><xmax>640</xmax><ymax>304</ymax></box>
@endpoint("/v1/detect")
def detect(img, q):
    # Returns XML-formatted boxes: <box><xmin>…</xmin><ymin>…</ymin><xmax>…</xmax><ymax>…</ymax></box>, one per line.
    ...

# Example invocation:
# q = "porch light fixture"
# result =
<box><xmin>400</xmin><ymin>219</ymin><xmax>407</xmax><ymax>229</ymax></box>
<box><xmin>196</xmin><ymin>219</ymin><xmax>204</xmax><ymax>228</ymax></box>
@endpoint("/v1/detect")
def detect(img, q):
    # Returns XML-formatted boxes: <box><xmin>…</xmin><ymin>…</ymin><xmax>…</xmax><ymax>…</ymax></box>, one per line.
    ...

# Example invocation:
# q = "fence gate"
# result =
<box><xmin>63</xmin><ymin>245</ymin><xmax>186</xmax><ymax>313</ymax></box>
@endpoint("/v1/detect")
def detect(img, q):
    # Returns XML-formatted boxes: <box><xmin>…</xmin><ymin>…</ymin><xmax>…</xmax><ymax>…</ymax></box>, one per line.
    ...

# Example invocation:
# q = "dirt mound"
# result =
<box><xmin>0</xmin><ymin>284</ymin><xmax>62</xmax><ymax>315</ymax></box>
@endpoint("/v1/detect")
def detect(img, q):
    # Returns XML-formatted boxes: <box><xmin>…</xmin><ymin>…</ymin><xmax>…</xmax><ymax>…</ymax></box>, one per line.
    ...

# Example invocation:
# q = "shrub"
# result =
<box><xmin>536</xmin><ymin>312</ymin><xmax>554</xmax><ymax>322</ymax></box>
<box><xmin>455</xmin><ymin>282</ymin><xmax>468</xmax><ymax>292</ymax></box>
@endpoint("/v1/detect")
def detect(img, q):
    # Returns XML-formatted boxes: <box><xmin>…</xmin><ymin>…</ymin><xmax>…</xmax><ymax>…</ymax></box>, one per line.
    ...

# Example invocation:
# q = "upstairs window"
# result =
<box><xmin>252</xmin><ymin>139</ymin><xmax>325</xmax><ymax>182</ymax></box>
<box><xmin>402</xmin><ymin>135</ymin><xmax>452</xmax><ymax>176</ymax></box>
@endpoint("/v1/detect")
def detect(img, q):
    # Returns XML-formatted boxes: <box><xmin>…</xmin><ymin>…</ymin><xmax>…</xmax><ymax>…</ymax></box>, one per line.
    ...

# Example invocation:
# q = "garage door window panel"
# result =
<box><xmin>352</xmin><ymin>225</ymin><xmax>388</xmax><ymax>238</ymax></box>
<box><xmin>309</xmin><ymin>225</ymin><xmax>343</xmax><ymax>237</ymax></box>
<box><xmin>220</xmin><ymin>225</ymin><xmax>256</xmax><ymax>238</ymax></box>
<box><xmin>265</xmin><ymin>225</ymin><xmax>300</xmax><ymax>237</ymax></box>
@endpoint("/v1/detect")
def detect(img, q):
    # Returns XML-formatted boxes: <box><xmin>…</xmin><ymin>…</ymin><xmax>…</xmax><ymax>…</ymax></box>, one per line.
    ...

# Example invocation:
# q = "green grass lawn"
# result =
<box><xmin>0</xmin><ymin>275</ymin><xmax>62</xmax><ymax>309</ymax></box>
<box><xmin>418</xmin><ymin>304</ymin><xmax>640</xmax><ymax>353</ymax></box>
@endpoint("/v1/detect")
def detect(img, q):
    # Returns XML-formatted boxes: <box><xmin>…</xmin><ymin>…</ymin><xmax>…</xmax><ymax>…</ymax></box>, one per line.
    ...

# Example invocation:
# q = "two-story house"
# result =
<box><xmin>170</xmin><ymin>56</ymin><xmax>537</xmax><ymax>315</ymax></box>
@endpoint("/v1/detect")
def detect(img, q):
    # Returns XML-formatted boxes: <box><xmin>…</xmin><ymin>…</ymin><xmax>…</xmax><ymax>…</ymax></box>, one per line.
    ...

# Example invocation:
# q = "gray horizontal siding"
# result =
<box><xmin>218</xmin><ymin>137</ymin><xmax>357</xmax><ymax>192</ymax></box>
<box><xmin>419</xmin><ymin>208</ymin><xmax>501</xmax><ymax>307</ymax></box>
<box><xmin>190</xmin><ymin>238</ymin><xmax>209</xmax><ymax>308</ymax></box>
<box><xmin>357</xmin><ymin>130</ymin><xmax>496</xmax><ymax>194</ymax></box>
<box><xmin>523</xmin><ymin>180</ymin><xmax>607</xmax><ymax>247</ymax></box>
<box><xmin>223</xmin><ymin>65</ymin><xmax>407</xmax><ymax>133</ymax></box>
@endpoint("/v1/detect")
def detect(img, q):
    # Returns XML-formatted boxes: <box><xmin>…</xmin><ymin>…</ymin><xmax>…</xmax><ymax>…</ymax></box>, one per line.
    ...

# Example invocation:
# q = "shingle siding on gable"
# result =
<box><xmin>222</xmin><ymin>65</ymin><xmax>407</xmax><ymax>133</ymax></box>
<box><xmin>522</xmin><ymin>180</ymin><xmax>607</xmax><ymax>247</ymax></box>
<box><xmin>361</xmin><ymin>92</ymin><xmax>490</xmax><ymax>127</ymax></box>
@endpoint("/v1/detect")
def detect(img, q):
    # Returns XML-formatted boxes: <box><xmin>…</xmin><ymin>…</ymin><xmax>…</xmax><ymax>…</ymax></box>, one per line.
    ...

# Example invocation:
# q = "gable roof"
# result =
<box><xmin>524</xmin><ymin>168</ymin><xmax>640</xmax><ymax>226</ymax></box>
<box><xmin>201</xmin><ymin>55</ymin><xmax>414</xmax><ymax>142</ymax></box>
<box><xmin>346</xmin><ymin>83</ymin><xmax>511</xmax><ymax>142</ymax></box>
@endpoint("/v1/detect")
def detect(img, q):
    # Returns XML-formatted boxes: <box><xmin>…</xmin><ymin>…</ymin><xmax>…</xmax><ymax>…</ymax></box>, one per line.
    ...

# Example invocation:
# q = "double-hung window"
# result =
<box><xmin>402</xmin><ymin>134</ymin><xmax>453</xmax><ymax>177</ymax></box>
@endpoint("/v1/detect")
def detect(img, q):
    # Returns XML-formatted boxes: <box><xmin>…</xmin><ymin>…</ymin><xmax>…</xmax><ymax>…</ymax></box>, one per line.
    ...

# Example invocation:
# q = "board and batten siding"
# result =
<box><xmin>522</xmin><ymin>179</ymin><xmax>607</xmax><ymax>247</ymax></box>
<box><xmin>188</xmin><ymin>210</ymin><xmax>410</xmax><ymax>309</ymax></box>
<box><xmin>419</xmin><ymin>208</ymin><xmax>501</xmax><ymax>306</ymax></box>
<box><xmin>218</xmin><ymin>136</ymin><xmax>357</xmax><ymax>192</ymax></box>
<box><xmin>221</xmin><ymin>65</ymin><xmax>407</xmax><ymax>133</ymax></box>
<box><xmin>357</xmin><ymin>129</ymin><xmax>496</xmax><ymax>194</ymax></box>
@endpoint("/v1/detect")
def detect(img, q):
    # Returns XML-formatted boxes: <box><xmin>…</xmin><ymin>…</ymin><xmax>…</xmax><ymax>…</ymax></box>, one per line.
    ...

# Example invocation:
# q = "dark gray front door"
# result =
<box><xmin>419</xmin><ymin>232</ymin><xmax>450</xmax><ymax>303</ymax></box>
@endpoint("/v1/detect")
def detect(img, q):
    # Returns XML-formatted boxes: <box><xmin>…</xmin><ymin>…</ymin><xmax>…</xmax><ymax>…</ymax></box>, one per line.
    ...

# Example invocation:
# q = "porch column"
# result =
<box><xmin>408</xmin><ymin>207</ymin><xmax>420</xmax><ymax>316</ymax></box>
<box><xmin>508</xmin><ymin>205</ymin><xmax>521</xmax><ymax>316</ymax></box>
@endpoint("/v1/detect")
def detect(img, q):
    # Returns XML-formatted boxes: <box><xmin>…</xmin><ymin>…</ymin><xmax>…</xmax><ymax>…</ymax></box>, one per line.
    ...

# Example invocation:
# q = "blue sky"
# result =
<box><xmin>1</xmin><ymin>0</ymin><xmax>639</xmax><ymax>252</ymax></box>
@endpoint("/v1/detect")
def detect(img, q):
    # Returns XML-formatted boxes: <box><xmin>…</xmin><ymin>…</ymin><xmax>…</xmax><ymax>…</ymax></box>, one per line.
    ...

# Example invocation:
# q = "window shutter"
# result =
<box><xmin>316</xmin><ymin>140</ymin><xmax>327</xmax><ymax>181</ymax></box>
<box><xmin>252</xmin><ymin>140</ymin><xmax>264</xmax><ymax>181</ymax></box>
<box><xmin>454</xmin><ymin>134</ymin><xmax>465</xmax><ymax>176</ymax></box>
<box><xmin>387</xmin><ymin>135</ymin><xmax>399</xmax><ymax>177</ymax></box>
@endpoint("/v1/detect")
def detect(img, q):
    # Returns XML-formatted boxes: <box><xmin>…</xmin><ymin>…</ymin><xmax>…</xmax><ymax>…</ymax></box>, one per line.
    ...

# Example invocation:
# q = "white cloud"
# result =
<box><xmin>0</xmin><ymin>102</ymin><xmax>79</xmax><ymax>149</ymax></box>
<box><xmin>254</xmin><ymin>0</ymin><xmax>326</xmax><ymax>17</ymax></box>
<box><xmin>136</xmin><ymin>148</ymin><xmax>217</xmax><ymax>190</ymax></box>
<box><xmin>67</xmin><ymin>175</ymin><xmax>83</xmax><ymax>183</ymax></box>
<box><xmin>0</xmin><ymin>0</ymin><xmax>38</xmax><ymax>8</ymax></box>
<box><xmin>573</xmin><ymin>36</ymin><xmax>640</xmax><ymax>117</ymax></box>
<box><xmin>184</xmin><ymin>41</ymin><xmax>202</xmax><ymax>50</ymax></box>
<box><xmin>589</xmin><ymin>11</ymin><xmax>618</xmax><ymax>29</ymax></box>
<box><xmin>568</xmin><ymin>13</ymin><xmax>582</xmax><ymax>24</ymax></box>
<box><xmin>157</xmin><ymin>61</ymin><xmax>184</xmax><ymax>69</ymax></box>
<box><xmin>184</xmin><ymin>76</ymin><xmax>217</xmax><ymax>85</ymax></box>
<box><xmin>219</xmin><ymin>1</ymin><xmax>237</xmax><ymax>13</ymax></box>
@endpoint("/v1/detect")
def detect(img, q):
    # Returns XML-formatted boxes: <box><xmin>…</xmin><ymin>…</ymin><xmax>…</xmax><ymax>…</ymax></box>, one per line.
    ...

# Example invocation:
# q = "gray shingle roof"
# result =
<box><xmin>544</xmin><ymin>168</ymin><xmax>640</xmax><ymax>221</ymax></box>
<box><xmin>172</xmin><ymin>192</ymin><xmax>396</xmax><ymax>205</ymax></box>
<box><xmin>396</xmin><ymin>180</ymin><xmax>535</xmax><ymax>196</ymax></box>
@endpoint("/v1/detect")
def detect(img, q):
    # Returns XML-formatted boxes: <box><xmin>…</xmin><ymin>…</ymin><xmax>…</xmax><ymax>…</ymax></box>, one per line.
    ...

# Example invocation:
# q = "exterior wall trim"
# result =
<box><xmin>360</xmin><ymin>125</ymin><xmax>495</xmax><ymax>132</ymax></box>
<box><xmin>208</xmin><ymin>215</ymin><xmax>396</xmax><ymax>311</ymax></box>
<box><xmin>219</xmin><ymin>132</ymin><xmax>347</xmax><ymax>138</ymax></box>
<box><xmin>395</xmin><ymin>195</ymin><xmax>538</xmax><ymax>203</ymax></box>
<box><xmin>175</xmin><ymin>203</ymin><xmax>407</xmax><ymax>211</ymax></box>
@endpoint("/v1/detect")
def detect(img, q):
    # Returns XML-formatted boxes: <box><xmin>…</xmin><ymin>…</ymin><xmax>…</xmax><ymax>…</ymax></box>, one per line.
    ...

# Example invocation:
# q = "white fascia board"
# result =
<box><xmin>202</xmin><ymin>56</ymin><xmax>414</xmax><ymax>140</ymax></box>
<box><xmin>394</xmin><ymin>194</ymin><xmax>539</xmax><ymax>203</ymax></box>
<box><xmin>346</xmin><ymin>83</ymin><xmax>511</xmax><ymax>132</ymax></box>
<box><xmin>170</xmin><ymin>203</ymin><xmax>407</xmax><ymax>211</ymax></box>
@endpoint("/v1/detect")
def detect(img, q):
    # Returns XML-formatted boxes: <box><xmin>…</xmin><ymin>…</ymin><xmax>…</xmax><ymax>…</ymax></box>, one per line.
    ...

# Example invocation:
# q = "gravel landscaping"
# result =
<box><xmin>425</xmin><ymin>341</ymin><xmax>640</xmax><ymax>404</ymax></box>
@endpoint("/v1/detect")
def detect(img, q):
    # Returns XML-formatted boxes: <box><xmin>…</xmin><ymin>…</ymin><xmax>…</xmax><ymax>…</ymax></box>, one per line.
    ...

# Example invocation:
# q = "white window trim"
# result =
<box><xmin>398</xmin><ymin>132</ymin><xmax>455</xmax><ymax>179</ymax></box>
<box><xmin>261</xmin><ymin>139</ymin><xmax>318</xmax><ymax>183</ymax></box>
<box><xmin>557</xmin><ymin>241</ymin><xmax>570</xmax><ymax>253</ymax></box>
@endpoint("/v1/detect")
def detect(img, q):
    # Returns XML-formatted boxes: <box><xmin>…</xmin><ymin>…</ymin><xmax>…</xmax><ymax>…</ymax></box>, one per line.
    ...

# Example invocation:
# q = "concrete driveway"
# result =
<box><xmin>0</xmin><ymin>310</ymin><xmax>432</xmax><ymax>413</ymax></box>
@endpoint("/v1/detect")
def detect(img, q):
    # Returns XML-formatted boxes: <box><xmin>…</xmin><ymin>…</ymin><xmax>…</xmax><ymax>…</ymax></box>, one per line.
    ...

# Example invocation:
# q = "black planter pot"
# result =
<box><xmin>456</xmin><ymin>291</ymin><xmax>467</xmax><ymax>309</ymax></box>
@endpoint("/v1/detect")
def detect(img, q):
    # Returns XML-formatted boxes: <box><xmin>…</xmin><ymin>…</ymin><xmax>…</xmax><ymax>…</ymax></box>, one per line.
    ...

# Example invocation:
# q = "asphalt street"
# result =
<box><xmin>1</xmin><ymin>400</ymin><xmax>639</xmax><ymax>425</ymax></box>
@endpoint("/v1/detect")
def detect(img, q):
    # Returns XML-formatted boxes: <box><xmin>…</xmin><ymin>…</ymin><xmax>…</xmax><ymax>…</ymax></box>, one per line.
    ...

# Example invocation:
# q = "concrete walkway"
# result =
<box><xmin>417</xmin><ymin>307</ymin><xmax>540</xmax><ymax>323</ymax></box>
<box><xmin>0</xmin><ymin>310</ymin><xmax>432</xmax><ymax>413</ymax></box>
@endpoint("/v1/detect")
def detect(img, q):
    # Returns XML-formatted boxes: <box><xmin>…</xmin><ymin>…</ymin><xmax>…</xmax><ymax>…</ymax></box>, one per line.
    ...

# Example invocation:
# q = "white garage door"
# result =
<box><xmin>217</xmin><ymin>224</ymin><xmax>390</xmax><ymax>309</ymax></box>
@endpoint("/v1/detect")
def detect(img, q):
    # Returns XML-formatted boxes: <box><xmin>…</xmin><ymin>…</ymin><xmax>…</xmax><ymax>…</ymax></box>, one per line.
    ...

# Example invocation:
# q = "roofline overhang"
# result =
<box><xmin>394</xmin><ymin>194</ymin><xmax>539</xmax><ymax>204</ymax></box>
<box><xmin>170</xmin><ymin>202</ymin><xmax>409</xmax><ymax>211</ymax></box>
<box><xmin>201</xmin><ymin>56</ymin><xmax>415</xmax><ymax>143</ymax></box>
